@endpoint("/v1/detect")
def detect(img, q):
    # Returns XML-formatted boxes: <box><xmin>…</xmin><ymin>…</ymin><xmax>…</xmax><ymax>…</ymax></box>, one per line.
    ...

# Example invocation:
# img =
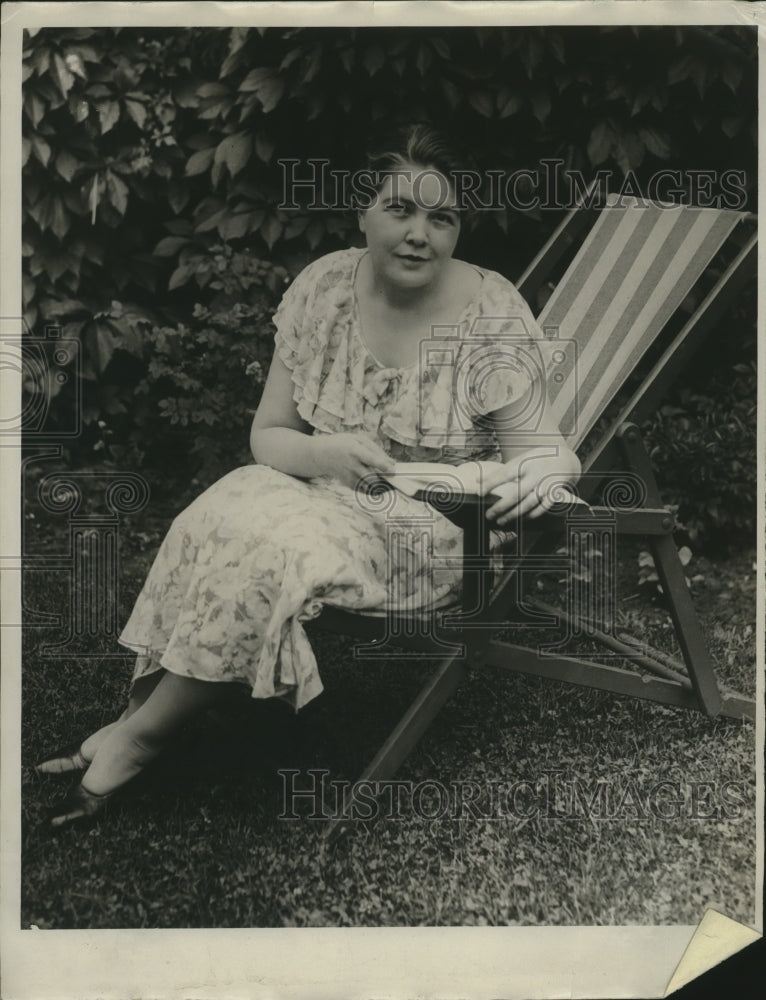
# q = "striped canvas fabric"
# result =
<box><xmin>536</xmin><ymin>194</ymin><xmax>744</xmax><ymax>449</ymax></box>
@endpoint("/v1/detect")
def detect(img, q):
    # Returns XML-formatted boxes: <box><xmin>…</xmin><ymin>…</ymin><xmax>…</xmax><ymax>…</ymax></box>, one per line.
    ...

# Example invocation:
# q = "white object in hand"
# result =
<box><xmin>385</xmin><ymin>460</ymin><xmax>585</xmax><ymax>505</ymax></box>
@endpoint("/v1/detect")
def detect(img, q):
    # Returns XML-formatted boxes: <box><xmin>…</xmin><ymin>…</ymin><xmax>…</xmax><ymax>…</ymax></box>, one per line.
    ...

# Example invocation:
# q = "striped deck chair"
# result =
<box><xmin>317</xmin><ymin>193</ymin><xmax>757</xmax><ymax>837</ymax></box>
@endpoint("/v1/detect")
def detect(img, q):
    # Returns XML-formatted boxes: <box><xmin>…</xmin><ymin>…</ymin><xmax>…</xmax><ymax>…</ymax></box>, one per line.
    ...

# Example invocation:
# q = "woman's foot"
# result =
<box><xmin>34</xmin><ymin>742</ymin><xmax>90</xmax><ymax>776</ymax></box>
<box><xmin>45</xmin><ymin>782</ymin><xmax>113</xmax><ymax>831</ymax></box>
<box><xmin>34</xmin><ymin>716</ymin><xmax>127</xmax><ymax>777</ymax></box>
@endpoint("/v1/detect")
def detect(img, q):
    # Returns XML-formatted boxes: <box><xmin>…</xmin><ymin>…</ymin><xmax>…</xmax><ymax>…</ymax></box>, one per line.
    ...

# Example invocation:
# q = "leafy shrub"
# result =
<box><xmin>643</xmin><ymin>359</ymin><xmax>757</xmax><ymax>544</ymax></box>
<box><xmin>21</xmin><ymin>24</ymin><xmax>758</xmax><ymax>516</ymax></box>
<box><xmin>100</xmin><ymin>246</ymin><xmax>288</xmax><ymax>484</ymax></box>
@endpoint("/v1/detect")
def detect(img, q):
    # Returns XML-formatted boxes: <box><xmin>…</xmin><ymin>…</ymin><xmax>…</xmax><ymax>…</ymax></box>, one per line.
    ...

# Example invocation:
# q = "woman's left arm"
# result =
<box><xmin>482</xmin><ymin>395</ymin><xmax>581</xmax><ymax>526</ymax></box>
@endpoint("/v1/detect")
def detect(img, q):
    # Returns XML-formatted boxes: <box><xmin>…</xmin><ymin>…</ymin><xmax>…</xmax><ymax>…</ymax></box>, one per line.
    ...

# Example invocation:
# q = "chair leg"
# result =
<box><xmin>322</xmin><ymin>650</ymin><xmax>468</xmax><ymax>841</ymax></box>
<box><xmin>649</xmin><ymin>534</ymin><xmax>722</xmax><ymax>716</ymax></box>
<box><xmin>615</xmin><ymin>424</ymin><xmax>724</xmax><ymax>717</ymax></box>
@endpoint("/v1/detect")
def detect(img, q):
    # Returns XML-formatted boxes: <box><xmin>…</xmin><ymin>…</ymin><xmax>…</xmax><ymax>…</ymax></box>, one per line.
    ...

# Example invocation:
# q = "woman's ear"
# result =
<box><xmin>357</xmin><ymin>211</ymin><xmax>366</xmax><ymax>234</ymax></box>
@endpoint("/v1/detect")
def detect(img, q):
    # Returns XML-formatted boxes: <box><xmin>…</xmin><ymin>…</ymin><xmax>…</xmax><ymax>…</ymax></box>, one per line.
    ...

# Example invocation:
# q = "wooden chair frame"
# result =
<box><xmin>314</xmin><ymin>199</ymin><xmax>758</xmax><ymax>839</ymax></box>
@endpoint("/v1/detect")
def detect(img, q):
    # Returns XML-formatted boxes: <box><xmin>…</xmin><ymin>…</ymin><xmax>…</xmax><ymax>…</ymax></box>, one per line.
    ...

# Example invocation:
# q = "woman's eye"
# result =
<box><xmin>432</xmin><ymin>213</ymin><xmax>455</xmax><ymax>226</ymax></box>
<box><xmin>386</xmin><ymin>203</ymin><xmax>407</xmax><ymax>214</ymax></box>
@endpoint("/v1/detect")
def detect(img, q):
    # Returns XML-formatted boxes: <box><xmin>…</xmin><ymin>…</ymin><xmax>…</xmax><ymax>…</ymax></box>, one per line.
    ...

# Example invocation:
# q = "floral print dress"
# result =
<box><xmin>119</xmin><ymin>248</ymin><xmax>545</xmax><ymax>709</ymax></box>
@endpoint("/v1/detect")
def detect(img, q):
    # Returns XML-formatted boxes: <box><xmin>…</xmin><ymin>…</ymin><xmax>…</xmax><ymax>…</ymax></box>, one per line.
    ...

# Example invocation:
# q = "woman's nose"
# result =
<box><xmin>405</xmin><ymin>215</ymin><xmax>428</xmax><ymax>244</ymax></box>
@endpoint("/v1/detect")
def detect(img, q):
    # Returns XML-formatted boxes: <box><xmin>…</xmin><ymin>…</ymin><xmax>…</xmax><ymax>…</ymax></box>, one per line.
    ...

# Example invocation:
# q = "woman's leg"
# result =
<box><xmin>79</xmin><ymin>671</ymin><xmax>226</xmax><ymax>796</ymax></box>
<box><xmin>79</xmin><ymin>671</ymin><xmax>165</xmax><ymax>757</ymax></box>
<box><xmin>36</xmin><ymin>671</ymin><xmax>165</xmax><ymax>774</ymax></box>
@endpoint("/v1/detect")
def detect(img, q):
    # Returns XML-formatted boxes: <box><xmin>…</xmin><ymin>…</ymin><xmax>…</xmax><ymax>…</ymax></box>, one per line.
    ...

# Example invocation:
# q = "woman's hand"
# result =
<box><xmin>312</xmin><ymin>433</ymin><xmax>396</xmax><ymax>491</ymax></box>
<box><xmin>482</xmin><ymin>447</ymin><xmax>581</xmax><ymax>526</ymax></box>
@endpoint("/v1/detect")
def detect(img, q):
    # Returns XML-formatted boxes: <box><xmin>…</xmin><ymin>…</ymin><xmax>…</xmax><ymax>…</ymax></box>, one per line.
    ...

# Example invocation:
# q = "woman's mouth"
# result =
<box><xmin>397</xmin><ymin>254</ymin><xmax>429</xmax><ymax>263</ymax></box>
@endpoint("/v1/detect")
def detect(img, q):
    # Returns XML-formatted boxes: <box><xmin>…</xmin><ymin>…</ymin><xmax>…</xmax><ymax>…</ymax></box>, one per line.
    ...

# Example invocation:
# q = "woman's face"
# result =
<box><xmin>359</xmin><ymin>162</ymin><xmax>461</xmax><ymax>292</ymax></box>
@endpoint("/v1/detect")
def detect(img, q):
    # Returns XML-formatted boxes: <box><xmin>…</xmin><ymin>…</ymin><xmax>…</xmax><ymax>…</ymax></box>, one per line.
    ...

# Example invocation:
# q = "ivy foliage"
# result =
<box><xmin>22</xmin><ymin>25</ymin><xmax>757</xmax><ymax>532</ymax></box>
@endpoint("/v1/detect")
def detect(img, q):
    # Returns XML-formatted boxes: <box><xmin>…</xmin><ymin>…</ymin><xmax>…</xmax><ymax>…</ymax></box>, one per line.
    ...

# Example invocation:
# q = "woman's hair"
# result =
<box><xmin>358</xmin><ymin>120</ymin><xmax>478</xmax><ymax>218</ymax></box>
<box><xmin>363</xmin><ymin>120</ymin><xmax>474</xmax><ymax>183</ymax></box>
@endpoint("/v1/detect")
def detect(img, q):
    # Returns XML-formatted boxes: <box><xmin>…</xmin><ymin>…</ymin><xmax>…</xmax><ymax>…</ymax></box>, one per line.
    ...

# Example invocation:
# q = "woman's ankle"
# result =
<box><xmin>80</xmin><ymin>729</ymin><xmax>161</xmax><ymax>797</ymax></box>
<box><xmin>80</xmin><ymin>718</ymin><xmax>123</xmax><ymax>762</ymax></box>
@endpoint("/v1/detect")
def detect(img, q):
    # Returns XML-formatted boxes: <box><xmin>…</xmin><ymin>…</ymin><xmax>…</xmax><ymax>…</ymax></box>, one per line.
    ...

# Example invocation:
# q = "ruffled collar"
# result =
<box><xmin>276</xmin><ymin>246</ymin><xmax>534</xmax><ymax>463</ymax></box>
<box><xmin>348</xmin><ymin>248</ymin><xmax>487</xmax><ymax>374</ymax></box>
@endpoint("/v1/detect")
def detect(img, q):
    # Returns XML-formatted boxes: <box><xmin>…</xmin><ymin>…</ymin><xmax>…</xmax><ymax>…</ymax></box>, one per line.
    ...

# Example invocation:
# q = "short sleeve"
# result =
<box><xmin>272</xmin><ymin>258</ymin><xmax>320</xmax><ymax>372</ymax></box>
<box><xmin>267</xmin><ymin>249</ymin><xmax>365</xmax><ymax>435</ymax></box>
<box><xmin>462</xmin><ymin>273</ymin><xmax>547</xmax><ymax>418</ymax></box>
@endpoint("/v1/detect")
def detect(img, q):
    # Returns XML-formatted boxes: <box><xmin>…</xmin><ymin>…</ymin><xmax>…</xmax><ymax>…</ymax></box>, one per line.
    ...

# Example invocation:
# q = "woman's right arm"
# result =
<box><xmin>250</xmin><ymin>353</ymin><xmax>395</xmax><ymax>486</ymax></box>
<box><xmin>250</xmin><ymin>352</ymin><xmax>324</xmax><ymax>476</ymax></box>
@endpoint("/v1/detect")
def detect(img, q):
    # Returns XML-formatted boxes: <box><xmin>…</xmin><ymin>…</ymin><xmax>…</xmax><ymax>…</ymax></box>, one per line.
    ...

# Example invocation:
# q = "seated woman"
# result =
<box><xmin>38</xmin><ymin>121</ymin><xmax>580</xmax><ymax>828</ymax></box>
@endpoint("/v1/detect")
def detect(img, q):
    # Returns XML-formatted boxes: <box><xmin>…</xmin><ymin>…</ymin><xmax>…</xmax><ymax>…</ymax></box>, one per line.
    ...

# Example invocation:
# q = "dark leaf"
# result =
<box><xmin>30</xmin><ymin>134</ymin><xmax>51</xmax><ymax>167</ymax></box>
<box><xmin>22</xmin><ymin>274</ymin><xmax>35</xmax><ymax>307</ymax></box>
<box><xmin>530</xmin><ymin>91</ymin><xmax>552</xmax><ymax>124</ymax></box>
<box><xmin>72</xmin><ymin>96</ymin><xmax>90</xmax><ymax>123</ymax></box>
<box><xmin>96</xmin><ymin>100</ymin><xmax>120</xmax><ymax>134</ymax></box>
<box><xmin>87</xmin><ymin>83</ymin><xmax>112</xmax><ymax>99</ymax></box>
<box><xmin>668</xmin><ymin>54</ymin><xmax>692</xmax><ymax>85</ymax></box>
<box><xmin>279</xmin><ymin>47</ymin><xmax>303</xmax><ymax>72</ymax></box>
<box><xmin>497</xmin><ymin>89</ymin><xmax>523</xmax><ymax>118</ymax></box>
<box><xmin>338</xmin><ymin>47</ymin><xmax>354</xmax><ymax>74</ymax></box>
<box><xmin>168</xmin><ymin>183</ymin><xmax>190</xmax><ymax>214</ymax></box>
<box><xmin>90</xmin><ymin>321</ymin><xmax>118</xmax><ymax>372</ymax></box>
<box><xmin>106</xmin><ymin>172</ymin><xmax>129</xmax><ymax>215</ymax></box>
<box><xmin>219</xmin><ymin>212</ymin><xmax>251</xmax><ymax>241</ymax></box>
<box><xmin>254</xmin><ymin>133</ymin><xmax>274</xmax><ymax>163</ymax></box>
<box><xmin>307</xmin><ymin>94</ymin><xmax>325</xmax><ymax>120</ymax></box>
<box><xmin>185</xmin><ymin>147</ymin><xmax>216</xmax><ymax>176</ymax></box>
<box><xmin>210</xmin><ymin>159</ymin><xmax>224</xmax><ymax>188</ymax></box>
<box><xmin>690</xmin><ymin>57</ymin><xmax>709</xmax><ymax>99</ymax></box>
<box><xmin>55</xmin><ymin>150</ymin><xmax>81</xmax><ymax>182</ymax></box>
<box><xmin>72</xmin><ymin>43</ymin><xmax>99</xmax><ymax>64</ymax></box>
<box><xmin>248</xmin><ymin>208</ymin><xmax>266</xmax><ymax>232</ymax></box>
<box><xmin>261</xmin><ymin>215</ymin><xmax>283</xmax><ymax>249</ymax></box>
<box><xmin>220</xmin><ymin>30</ymin><xmax>250</xmax><ymax>78</ymax></box>
<box><xmin>721</xmin><ymin>62</ymin><xmax>743</xmax><ymax>94</ymax></box>
<box><xmin>124</xmin><ymin>98</ymin><xmax>147</xmax><ymax>129</ymax></box>
<box><xmin>416</xmin><ymin>45</ymin><xmax>432</xmax><ymax>77</ymax></box>
<box><xmin>283</xmin><ymin>215</ymin><xmax>309</xmax><ymax>239</ymax></box>
<box><xmin>63</xmin><ymin>51</ymin><xmax>87</xmax><ymax>80</ymax></box>
<box><xmin>639</xmin><ymin>126</ymin><xmax>670</xmax><ymax>159</ymax></box>
<box><xmin>173</xmin><ymin>78</ymin><xmax>202</xmax><ymax>108</ymax></box>
<box><xmin>468</xmin><ymin>91</ymin><xmax>493</xmax><ymax>118</ymax></box>
<box><xmin>239</xmin><ymin>68</ymin><xmax>274</xmax><ymax>92</ymax></box>
<box><xmin>165</xmin><ymin>218</ymin><xmax>194</xmax><ymax>236</ymax></box>
<box><xmin>258</xmin><ymin>77</ymin><xmax>284</xmax><ymax>114</ymax></box>
<box><xmin>430</xmin><ymin>37</ymin><xmax>450</xmax><ymax>60</ymax></box>
<box><xmin>363</xmin><ymin>45</ymin><xmax>385</xmax><ymax>76</ymax></box>
<box><xmin>24</xmin><ymin>90</ymin><xmax>46</xmax><ymax>128</ymax></box>
<box><xmin>30</xmin><ymin>45</ymin><xmax>50</xmax><ymax>76</ymax></box>
<box><xmin>216</xmin><ymin>133</ymin><xmax>253</xmax><ymax>177</ymax></box>
<box><xmin>195</xmin><ymin>208</ymin><xmax>227</xmax><ymax>233</ymax></box>
<box><xmin>153</xmin><ymin>236</ymin><xmax>190</xmax><ymax>257</ymax></box>
<box><xmin>168</xmin><ymin>263</ymin><xmax>195</xmax><ymax>290</ymax></box>
<box><xmin>720</xmin><ymin>117</ymin><xmax>742</xmax><ymax>138</ymax></box>
<box><xmin>587</xmin><ymin>121</ymin><xmax>614</xmax><ymax>165</ymax></box>
<box><xmin>549</xmin><ymin>32</ymin><xmax>566</xmax><ymax>63</ymax></box>
<box><xmin>520</xmin><ymin>35</ymin><xmax>543</xmax><ymax>77</ymax></box>
<box><xmin>440</xmin><ymin>78</ymin><xmax>461</xmax><ymax>110</ymax></box>
<box><xmin>197</xmin><ymin>81</ymin><xmax>231</xmax><ymax>98</ymax></box>
<box><xmin>51</xmin><ymin>52</ymin><xmax>75</xmax><ymax>96</ymax></box>
<box><xmin>306</xmin><ymin>219</ymin><xmax>324</xmax><ymax>249</ymax></box>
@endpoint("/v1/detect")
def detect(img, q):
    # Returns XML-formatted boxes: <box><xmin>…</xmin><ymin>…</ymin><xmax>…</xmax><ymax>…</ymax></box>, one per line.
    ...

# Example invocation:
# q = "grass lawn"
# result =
<box><xmin>19</xmin><ymin>485</ymin><xmax>758</xmax><ymax>929</ymax></box>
